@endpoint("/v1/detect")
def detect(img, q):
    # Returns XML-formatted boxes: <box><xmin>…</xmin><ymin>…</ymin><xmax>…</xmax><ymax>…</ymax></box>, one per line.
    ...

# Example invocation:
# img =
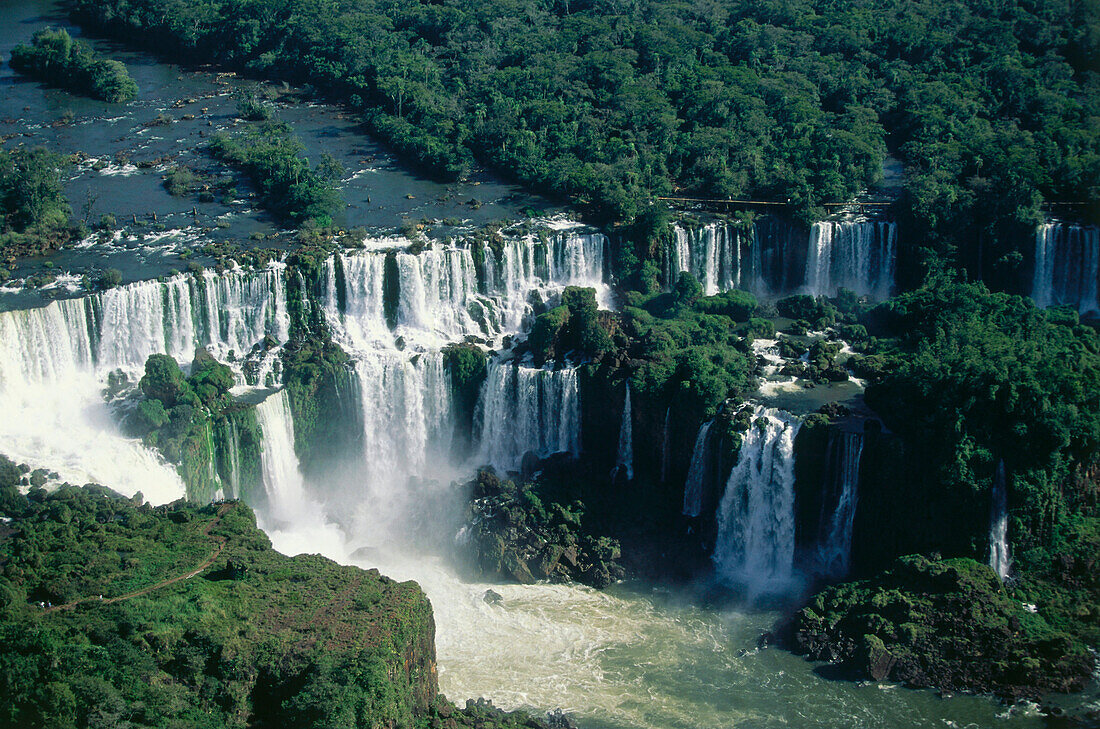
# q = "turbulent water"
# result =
<box><xmin>1032</xmin><ymin>222</ymin><xmax>1100</xmax><ymax>315</ymax></box>
<box><xmin>713</xmin><ymin>406</ymin><xmax>801</xmax><ymax>595</ymax></box>
<box><xmin>666</xmin><ymin>218</ymin><xmax>897</xmax><ymax>299</ymax></box>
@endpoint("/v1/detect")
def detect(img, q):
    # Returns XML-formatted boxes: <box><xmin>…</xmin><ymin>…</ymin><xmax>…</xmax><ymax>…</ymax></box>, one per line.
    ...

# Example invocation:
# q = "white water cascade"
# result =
<box><xmin>350</xmin><ymin>350</ymin><xmax>460</xmax><ymax>537</ymax></box>
<box><xmin>0</xmin><ymin>265</ymin><xmax>291</xmax><ymax>504</ymax></box>
<box><xmin>668</xmin><ymin>219</ymin><xmax>896</xmax><ymax>300</ymax></box>
<box><xmin>814</xmin><ymin>430</ymin><xmax>864</xmax><ymax>578</ymax></box>
<box><xmin>612</xmin><ymin>382</ymin><xmax>634</xmax><ymax>481</ymax></box>
<box><xmin>255</xmin><ymin>389</ymin><xmax>312</xmax><ymax>524</ymax></box>
<box><xmin>475</xmin><ymin>360</ymin><xmax>581</xmax><ymax>473</ymax></box>
<box><xmin>325</xmin><ymin>229</ymin><xmax>609</xmax><ymax>350</ymax></box>
<box><xmin>493</xmin><ymin>231</ymin><xmax>609</xmax><ymax>311</ymax></box>
<box><xmin>989</xmin><ymin>461</ymin><xmax>1012</xmax><ymax>582</ymax></box>
<box><xmin>667</xmin><ymin>223</ymin><xmax>745</xmax><ymax>296</ymax></box>
<box><xmin>222</xmin><ymin>416</ymin><xmax>242</xmax><ymax>499</ymax></box>
<box><xmin>804</xmin><ymin>220</ymin><xmax>897</xmax><ymax>299</ymax></box>
<box><xmin>681</xmin><ymin>420</ymin><xmax>714</xmax><ymax>517</ymax></box>
<box><xmin>313</xmin><ymin>226</ymin><xmax>606</xmax><ymax>513</ymax></box>
<box><xmin>713</xmin><ymin>406</ymin><xmax>801</xmax><ymax>593</ymax></box>
<box><xmin>1032</xmin><ymin>222</ymin><xmax>1100</xmax><ymax>315</ymax></box>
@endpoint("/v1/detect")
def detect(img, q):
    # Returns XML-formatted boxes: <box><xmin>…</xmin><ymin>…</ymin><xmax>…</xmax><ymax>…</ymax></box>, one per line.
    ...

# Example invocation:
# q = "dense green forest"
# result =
<box><xmin>70</xmin><ymin>0</ymin><xmax>1099</xmax><ymax>236</ymax></box>
<box><xmin>209</xmin><ymin>118</ymin><xmax>345</xmax><ymax>229</ymax></box>
<box><xmin>781</xmin><ymin>280</ymin><xmax>1100</xmax><ymax>694</ymax></box>
<box><xmin>0</xmin><ymin>463</ymin><xmax>551</xmax><ymax>729</ymax></box>
<box><xmin>0</xmin><ymin>147</ymin><xmax>75</xmax><ymax>267</ymax></box>
<box><xmin>861</xmin><ymin>278</ymin><xmax>1100</xmax><ymax>561</ymax></box>
<box><xmin>10</xmin><ymin>27</ymin><xmax>138</xmax><ymax>102</ymax></box>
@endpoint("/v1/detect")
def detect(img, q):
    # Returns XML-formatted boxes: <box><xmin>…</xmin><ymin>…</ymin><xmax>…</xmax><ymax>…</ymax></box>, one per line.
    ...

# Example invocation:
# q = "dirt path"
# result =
<box><xmin>45</xmin><ymin>503</ymin><xmax>235</xmax><ymax>613</ymax></box>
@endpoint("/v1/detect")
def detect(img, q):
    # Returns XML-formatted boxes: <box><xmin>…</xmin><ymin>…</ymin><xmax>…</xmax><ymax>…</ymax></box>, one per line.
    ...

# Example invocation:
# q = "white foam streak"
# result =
<box><xmin>714</xmin><ymin>406</ymin><xmax>801</xmax><ymax>594</ymax></box>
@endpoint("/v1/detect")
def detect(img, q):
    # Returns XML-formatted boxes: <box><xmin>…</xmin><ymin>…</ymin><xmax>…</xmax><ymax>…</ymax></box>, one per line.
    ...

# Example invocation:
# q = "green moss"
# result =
<box><xmin>791</xmin><ymin>555</ymin><xmax>1095</xmax><ymax>698</ymax></box>
<box><xmin>461</xmin><ymin>469</ymin><xmax>624</xmax><ymax>588</ymax></box>
<box><xmin>442</xmin><ymin>344</ymin><xmax>488</xmax><ymax>459</ymax></box>
<box><xmin>281</xmin><ymin>336</ymin><xmax>360</xmax><ymax>482</ymax></box>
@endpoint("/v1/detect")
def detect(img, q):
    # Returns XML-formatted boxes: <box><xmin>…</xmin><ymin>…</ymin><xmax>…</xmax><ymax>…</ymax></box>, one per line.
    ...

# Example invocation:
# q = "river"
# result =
<box><xmin>0</xmin><ymin>2</ymin><xmax>1079</xmax><ymax>727</ymax></box>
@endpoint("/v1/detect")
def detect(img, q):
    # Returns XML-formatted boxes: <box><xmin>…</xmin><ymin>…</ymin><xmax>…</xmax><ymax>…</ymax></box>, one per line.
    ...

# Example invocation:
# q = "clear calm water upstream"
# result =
<box><xmin>0</xmin><ymin>0</ymin><xmax>556</xmax><ymax>309</ymax></box>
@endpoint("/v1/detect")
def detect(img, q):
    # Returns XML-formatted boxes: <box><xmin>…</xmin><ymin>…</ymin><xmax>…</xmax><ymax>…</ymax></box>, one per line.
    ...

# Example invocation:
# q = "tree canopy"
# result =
<box><xmin>71</xmin><ymin>0</ymin><xmax>1098</xmax><ymax>230</ymax></box>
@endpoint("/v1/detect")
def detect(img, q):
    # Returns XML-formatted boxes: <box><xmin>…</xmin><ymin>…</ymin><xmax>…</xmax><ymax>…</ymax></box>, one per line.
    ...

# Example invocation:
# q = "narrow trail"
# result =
<box><xmin>45</xmin><ymin>503</ymin><xmax>236</xmax><ymax>613</ymax></box>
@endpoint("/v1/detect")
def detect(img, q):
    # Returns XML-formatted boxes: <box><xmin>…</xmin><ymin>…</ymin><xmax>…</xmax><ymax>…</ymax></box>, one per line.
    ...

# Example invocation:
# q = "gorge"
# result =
<box><xmin>1</xmin><ymin>0</ymin><xmax>1098</xmax><ymax>728</ymax></box>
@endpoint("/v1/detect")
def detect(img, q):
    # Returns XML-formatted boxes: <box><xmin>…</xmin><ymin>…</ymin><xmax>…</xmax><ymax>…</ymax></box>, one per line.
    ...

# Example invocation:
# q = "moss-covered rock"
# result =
<box><xmin>789</xmin><ymin>555</ymin><xmax>1095</xmax><ymax>699</ymax></box>
<box><xmin>127</xmin><ymin>350</ymin><xmax>254</xmax><ymax>503</ymax></box>
<box><xmin>461</xmin><ymin>469</ymin><xmax>623</xmax><ymax>588</ymax></box>
<box><xmin>282</xmin><ymin>335</ymin><xmax>361</xmax><ymax>483</ymax></box>
<box><xmin>443</xmin><ymin>343</ymin><xmax>488</xmax><ymax>459</ymax></box>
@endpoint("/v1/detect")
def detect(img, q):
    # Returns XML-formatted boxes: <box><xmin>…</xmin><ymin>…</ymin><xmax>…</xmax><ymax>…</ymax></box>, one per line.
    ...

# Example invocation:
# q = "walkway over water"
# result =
<box><xmin>654</xmin><ymin>197</ymin><xmax>1092</xmax><ymax>216</ymax></box>
<box><xmin>654</xmin><ymin>197</ymin><xmax>893</xmax><ymax>215</ymax></box>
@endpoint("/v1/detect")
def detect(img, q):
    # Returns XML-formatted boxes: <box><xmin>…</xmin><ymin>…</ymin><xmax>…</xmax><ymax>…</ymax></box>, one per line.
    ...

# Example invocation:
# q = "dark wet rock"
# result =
<box><xmin>460</xmin><ymin>469</ymin><xmax>623</xmax><ymax>589</ymax></box>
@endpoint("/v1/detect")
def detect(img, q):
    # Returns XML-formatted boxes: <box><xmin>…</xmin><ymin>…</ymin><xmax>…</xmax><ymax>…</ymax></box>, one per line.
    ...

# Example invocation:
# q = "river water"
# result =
<box><xmin>0</xmin><ymin>2</ymin><xmax>1079</xmax><ymax>727</ymax></box>
<box><xmin>0</xmin><ymin>0</ymin><xmax>555</xmax><ymax>309</ymax></box>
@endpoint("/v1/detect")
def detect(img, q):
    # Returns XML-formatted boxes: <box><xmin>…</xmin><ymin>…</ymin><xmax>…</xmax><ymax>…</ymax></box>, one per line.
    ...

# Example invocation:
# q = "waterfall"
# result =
<box><xmin>223</xmin><ymin>417</ymin><xmax>242</xmax><ymax>499</ymax></box>
<box><xmin>0</xmin><ymin>265</ymin><xmax>291</xmax><ymax>504</ymax></box>
<box><xmin>1032</xmin><ymin>223</ymin><xmax>1100</xmax><ymax>315</ymax></box>
<box><xmin>612</xmin><ymin>382</ymin><xmax>634</xmax><ymax>481</ymax></box>
<box><xmin>325</xmin><ymin>229</ymin><xmax>609</xmax><ymax>350</ymax></box>
<box><xmin>354</xmin><ymin>350</ymin><xmax>455</xmax><ymax>491</ymax></box>
<box><xmin>814</xmin><ymin>430</ymin><xmax>864</xmax><ymax>578</ymax></box>
<box><xmin>804</xmin><ymin>220</ymin><xmax>896</xmax><ymax>299</ymax></box>
<box><xmin>492</xmin><ymin>230</ymin><xmax>609</xmax><ymax>313</ymax></box>
<box><xmin>93</xmin><ymin>266</ymin><xmax>289</xmax><ymax>371</ymax></box>
<box><xmin>9</xmin><ymin>265</ymin><xmax>289</xmax><ymax>377</ymax></box>
<box><xmin>308</xmin><ymin>227</ymin><xmax>599</xmax><ymax>535</ymax></box>
<box><xmin>681</xmin><ymin>420</ymin><xmax>714</xmax><ymax>517</ymax></box>
<box><xmin>325</xmin><ymin>252</ymin><xmax>391</xmax><ymax>348</ymax></box>
<box><xmin>0</xmin><ymin>223</ymin><xmax>600</xmax><ymax>526</ymax></box>
<box><xmin>667</xmin><ymin>223</ymin><xmax>739</xmax><ymax>295</ymax></box>
<box><xmin>989</xmin><ymin>461</ymin><xmax>1012</xmax><ymax>582</ymax></box>
<box><xmin>475</xmin><ymin>360</ymin><xmax>581</xmax><ymax>473</ymax></box>
<box><xmin>713</xmin><ymin>406</ymin><xmax>800</xmax><ymax>592</ymax></box>
<box><xmin>255</xmin><ymin>389</ymin><xmax>311</xmax><ymax>523</ymax></box>
<box><xmin>668</xmin><ymin>219</ymin><xmax>896</xmax><ymax>300</ymax></box>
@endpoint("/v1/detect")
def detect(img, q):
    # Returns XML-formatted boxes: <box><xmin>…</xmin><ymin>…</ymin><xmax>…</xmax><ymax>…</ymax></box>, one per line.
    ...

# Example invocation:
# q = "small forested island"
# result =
<box><xmin>0</xmin><ymin>146</ymin><xmax>76</xmax><ymax>265</ymax></box>
<box><xmin>0</xmin><ymin>0</ymin><xmax>1097</xmax><ymax>727</ymax></box>
<box><xmin>10</xmin><ymin>28</ymin><xmax>137</xmax><ymax>103</ymax></box>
